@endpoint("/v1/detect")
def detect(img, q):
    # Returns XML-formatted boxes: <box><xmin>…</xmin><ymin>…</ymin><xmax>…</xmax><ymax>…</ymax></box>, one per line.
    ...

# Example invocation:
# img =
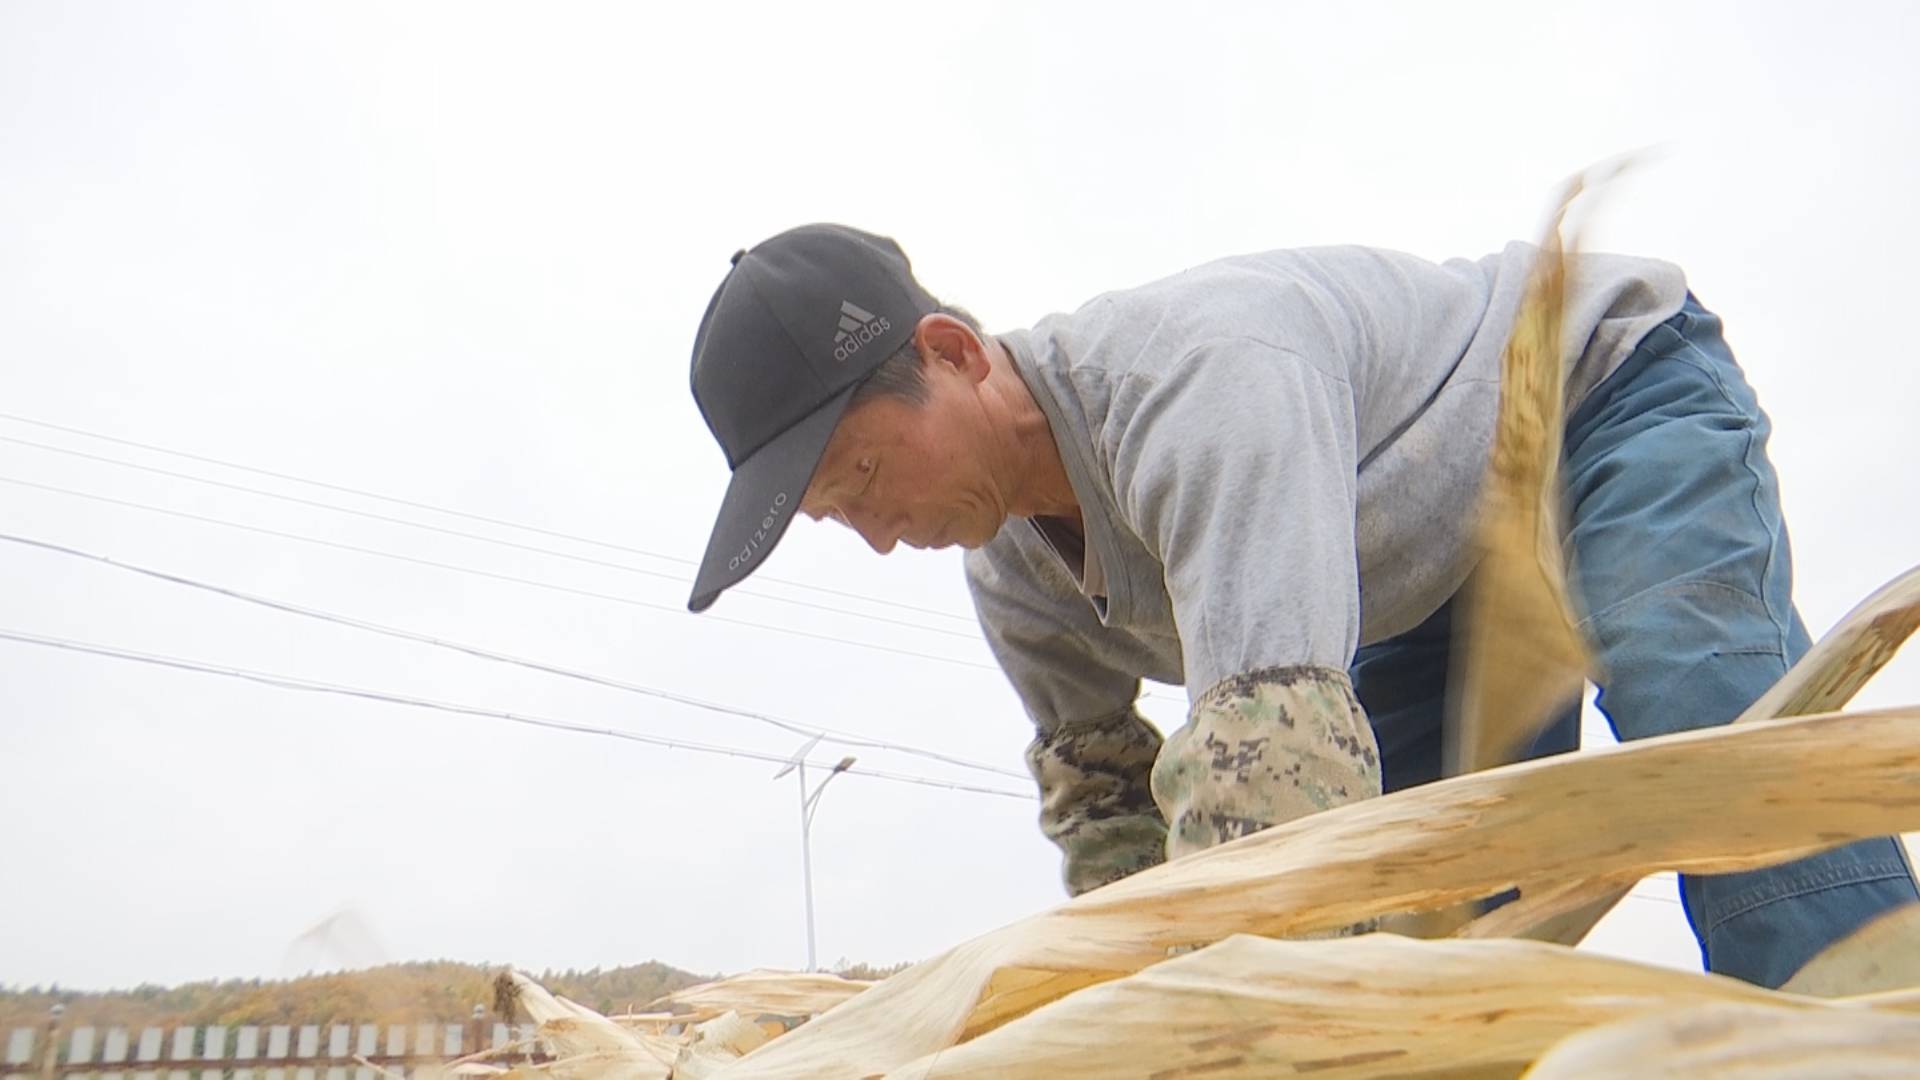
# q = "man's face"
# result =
<box><xmin>800</xmin><ymin>368</ymin><xmax>1011</xmax><ymax>554</ymax></box>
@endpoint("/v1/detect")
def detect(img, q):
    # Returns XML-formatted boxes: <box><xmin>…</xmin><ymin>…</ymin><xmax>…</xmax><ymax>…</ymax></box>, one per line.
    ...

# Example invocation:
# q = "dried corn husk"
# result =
<box><xmin>1445</xmin><ymin>174</ymin><xmax>1593</xmax><ymax>780</ymax></box>
<box><xmin>608</xmin><ymin>1012</ymin><xmax>697</xmax><ymax>1034</ymax></box>
<box><xmin>505</xmin><ymin>971</ymin><xmax>678</xmax><ymax>1079</ymax></box>
<box><xmin>671</xmin><ymin>1013</ymin><xmax>769</xmax><ymax>1080</ymax></box>
<box><xmin>1384</xmin><ymin>175</ymin><xmax>1593</xmax><ymax>943</ymax></box>
<box><xmin>1781</xmin><ymin>903</ymin><xmax>1920</xmax><ymax>999</ymax></box>
<box><xmin>1746</xmin><ymin>564</ymin><xmax>1920</xmax><ymax>722</ymax></box>
<box><xmin>1524</xmin><ymin>1002</ymin><xmax>1920</xmax><ymax>1078</ymax></box>
<box><xmin>712</xmin><ymin>704</ymin><xmax>1920</xmax><ymax>1078</ymax></box>
<box><xmin>646</xmin><ymin>969</ymin><xmax>873</xmax><ymax>1024</ymax></box>
<box><xmin>884</xmin><ymin>933</ymin><xmax>1913</xmax><ymax>1079</ymax></box>
<box><xmin>1467</xmin><ymin>562</ymin><xmax>1920</xmax><ymax>946</ymax></box>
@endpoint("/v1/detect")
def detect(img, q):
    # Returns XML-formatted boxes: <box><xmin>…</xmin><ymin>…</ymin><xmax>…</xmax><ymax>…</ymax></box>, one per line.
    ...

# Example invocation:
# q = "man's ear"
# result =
<box><xmin>914</xmin><ymin>313</ymin><xmax>990</xmax><ymax>384</ymax></box>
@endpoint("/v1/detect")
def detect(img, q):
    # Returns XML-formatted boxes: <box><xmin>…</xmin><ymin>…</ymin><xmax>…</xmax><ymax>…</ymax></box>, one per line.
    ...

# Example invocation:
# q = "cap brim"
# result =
<box><xmin>687</xmin><ymin>382</ymin><xmax>857</xmax><ymax>612</ymax></box>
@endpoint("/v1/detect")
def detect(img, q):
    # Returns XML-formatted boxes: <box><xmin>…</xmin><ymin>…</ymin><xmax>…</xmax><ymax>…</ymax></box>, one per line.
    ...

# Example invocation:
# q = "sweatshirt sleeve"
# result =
<box><xmin>1110</xmin><ymin>341</ymin><xmax>1384</xmax><ymax>858</ymax></box>
<box><xmin>965</xmin><ymin>539</ymin><xmax>1168</xmax><ymax>895</ymax></box>
<box><xmin>1109</xmin><ymin>339</ymin><xmax>1364</xmax><ymax>691</ymax></box>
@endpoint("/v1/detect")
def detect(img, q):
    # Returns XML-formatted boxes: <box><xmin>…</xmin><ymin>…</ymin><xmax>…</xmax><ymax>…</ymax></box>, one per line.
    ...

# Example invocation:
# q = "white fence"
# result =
<box><xmin>2</xmin><ymin>1020</ymin><xmax>544</xmax><ymax>1079</ymax></box>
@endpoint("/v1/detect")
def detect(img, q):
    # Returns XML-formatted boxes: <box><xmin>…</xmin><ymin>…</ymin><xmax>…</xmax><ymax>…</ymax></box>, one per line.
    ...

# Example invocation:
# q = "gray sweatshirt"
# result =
<box><xmin>966</xmin><ymin>241</ymin><xmax>1688</xmax><ymax>733</ymax></box>
<box><xmin>967</xmin><ymin>242</ymin><xmax>1689</xmax><ymax>896</ymax></box>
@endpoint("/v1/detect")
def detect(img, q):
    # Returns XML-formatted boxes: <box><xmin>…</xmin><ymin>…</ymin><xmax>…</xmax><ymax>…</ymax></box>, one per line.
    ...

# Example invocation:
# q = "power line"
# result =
<box><xmin>0</xmin><ymin>531</ymin><xmax>1028</xmax><ymax>781</ymax></box>
<box><xmin>0</xmin><ymin>473</ymin><xmax>1007</xmax><ymax>674</ymax></box>
<box><xmin>0</xmin><ymin>433</ymin><xmax>981</xmax><ymax>641</ymax></box>
<box><xmin>0</xmin><ymin>414</ymin><xmax>1189</xmax><ymax>709</ymax></box>
<box><xmin>0</xmin><ymin>620</ymin><xmax>1774</xmax><ymax>877</ymax></box>
<box><xmin>0</xmin><ymin>627</ymin><xmax>1035</xmax><ymax>801</ymax></box>
<box><xmin>0</xmin><ymin>411</ymin><xmax>975</xmax><ymax>624</ymax></box>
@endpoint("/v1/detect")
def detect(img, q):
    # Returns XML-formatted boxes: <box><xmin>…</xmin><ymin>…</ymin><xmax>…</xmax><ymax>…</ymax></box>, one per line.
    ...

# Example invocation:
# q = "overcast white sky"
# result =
<box><xmin>2</xmin><ymin>1</ymin><xmax>1917</xmax><ymax>994</ymax></box>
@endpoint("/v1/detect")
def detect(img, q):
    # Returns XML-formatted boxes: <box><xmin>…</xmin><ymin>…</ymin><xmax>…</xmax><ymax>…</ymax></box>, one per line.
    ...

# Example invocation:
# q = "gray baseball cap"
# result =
<box><xmin>686</xmin><ymin>224</ymin><xmax>936</xmax><ymax>612</ymax></box>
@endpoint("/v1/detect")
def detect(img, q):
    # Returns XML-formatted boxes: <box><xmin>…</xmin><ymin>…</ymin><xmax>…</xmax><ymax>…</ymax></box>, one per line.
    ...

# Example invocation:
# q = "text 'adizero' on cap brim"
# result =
<box><xmin>687</xmin><ymin>382</ymin><xmax>858</xmax><ymax>612</ymax></box>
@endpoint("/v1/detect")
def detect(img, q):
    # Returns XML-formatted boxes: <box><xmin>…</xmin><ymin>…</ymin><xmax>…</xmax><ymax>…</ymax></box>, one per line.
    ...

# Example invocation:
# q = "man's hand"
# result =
<box><xmin>1028</xmin><ymin>708</ymin><xmax>1169</xmax><ymax>895</ymax></box>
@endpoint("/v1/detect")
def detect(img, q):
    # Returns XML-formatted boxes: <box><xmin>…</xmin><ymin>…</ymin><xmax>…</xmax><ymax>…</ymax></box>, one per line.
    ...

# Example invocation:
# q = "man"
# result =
<box><xmin>683</xmin><ymin>223</ymin><xmax>1916</xmax><ymax>989</ymax></box>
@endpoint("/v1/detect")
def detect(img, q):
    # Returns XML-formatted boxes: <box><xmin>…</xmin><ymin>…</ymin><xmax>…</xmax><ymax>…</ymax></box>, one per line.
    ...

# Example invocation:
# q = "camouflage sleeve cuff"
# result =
<box><xmin>1150</xmin><ymin>665</ymin><xmax>1382</xmax><ymax>861</ymax></box>
<box><xmin>1026</xmin><ymin>708</ymin><xmax>1169</xmax><ymax>896</ymax></box>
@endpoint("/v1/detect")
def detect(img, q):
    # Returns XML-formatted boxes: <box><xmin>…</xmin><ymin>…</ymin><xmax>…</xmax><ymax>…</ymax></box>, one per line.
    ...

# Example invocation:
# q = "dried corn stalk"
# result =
<box><xmin>1463</xmin><ymin>562</ymin><xmax>1920</xmax><ymax>945</ymax></box>
<box><xmin>1746</xmin><ymin>565</ymin><xmax>1920</xmax><ymax>721</ymax></box>
<box><xmin>1524</xmin><ymin>1002</ymin><xmax>1920</xmax><ymax>1078</ymax></box>
<box><xmin>709</xmin><ymin>702</ymin><xmax>1920</xmax><ymax>1078</ymax></box>
<box><xmin>645</xmin><ymin>969</ymin><xmax>874</xmax><ymax>1024</ymax></box>
<box><xmin>885</xmin><ymin>933</ymin><xmax>1917</xmax><ymax>1079</ymax></box>
<box><xmin>669</xmin><ymin>1013</ymin><xmax>769</xmax><ymax>1080</ymax></box>
<box><xmin>608</xmin><ymin>1013</ymin><xmax>699</xmax><ymax>1035</ymax></box>
<box><xmin>1445</xmin><ymin>175</ymin><xmax>1594</xmax><ymax>779</ymax></box>
<box><xmin>1382</xmin><ymin>173</ymin><xmax>1599</xmax><ymax>942</ymax></box>
<box><xmin>486</xmin><ymin>969</ymin><xmax>878</xmax><ymax>1079</ymax></box>
<box><xmin>495</xmin><ymin>587</ymin><xmax>1920</xmax><ymax>1077</ymax></box>
<box><xmin>504</xmin><ymin>893</ymin><xmax>1920</xmax><ymax>1079</ymax></box>
<box><xmin>1781</xmin><ymin>903</ymin><xmax>1920</xmax><ymax>999</ymax></box>
<box><xmin>506</xmin><ymin>971</ymin><xmax>678</xmax><ymax>1078</ymax></box>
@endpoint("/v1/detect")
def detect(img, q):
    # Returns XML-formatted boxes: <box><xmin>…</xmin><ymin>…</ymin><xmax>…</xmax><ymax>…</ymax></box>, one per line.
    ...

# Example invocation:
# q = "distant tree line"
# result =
<box><xmin>0</xmin><ymin>960</ymin><xmax>713</xmax><ymax>1031</ymax></box>
<box><xmin>0</xmin><ymin>956</ymin><xmax>920</xmax><ymax>1032</ymax></box>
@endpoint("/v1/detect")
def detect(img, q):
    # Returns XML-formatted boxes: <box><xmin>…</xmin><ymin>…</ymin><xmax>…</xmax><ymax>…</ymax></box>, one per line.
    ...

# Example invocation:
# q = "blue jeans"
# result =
<box><xmin>1351</xmin><ymin>296</ymin><xmax>1918</xmax><ymax>988</ymax></box>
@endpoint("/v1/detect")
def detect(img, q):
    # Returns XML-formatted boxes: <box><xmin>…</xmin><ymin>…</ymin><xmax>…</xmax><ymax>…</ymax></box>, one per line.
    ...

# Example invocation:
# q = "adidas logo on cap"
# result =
<box><xmin>832</xmin><ymin>299</ymin><xmax>891</xmax><ymax>363</ymax></box>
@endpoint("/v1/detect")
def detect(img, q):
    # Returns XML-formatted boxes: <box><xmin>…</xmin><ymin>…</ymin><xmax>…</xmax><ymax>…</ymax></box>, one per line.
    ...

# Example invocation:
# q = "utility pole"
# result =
<box><xmin>773</xmin><ymin>736</ymin><xmax>856</xmax><ymax>972</ymax></box>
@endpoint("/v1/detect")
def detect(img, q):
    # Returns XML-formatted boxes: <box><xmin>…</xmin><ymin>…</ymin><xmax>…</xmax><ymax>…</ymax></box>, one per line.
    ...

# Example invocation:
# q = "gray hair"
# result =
<box><xmin>849</xmin><ymin>302</ymin><xmax>983</xmax><ymax>409</ymax></box>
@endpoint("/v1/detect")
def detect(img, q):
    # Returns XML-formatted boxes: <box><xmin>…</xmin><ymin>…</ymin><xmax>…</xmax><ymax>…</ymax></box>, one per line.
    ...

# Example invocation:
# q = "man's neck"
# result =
<box><xmin>985</xmin><ymin>335</ymin><xmax>1080</xmax><ymax>522</ymax></box>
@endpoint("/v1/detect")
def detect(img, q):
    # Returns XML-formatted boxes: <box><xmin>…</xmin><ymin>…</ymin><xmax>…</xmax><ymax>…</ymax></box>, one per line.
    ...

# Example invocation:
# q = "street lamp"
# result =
<box><xmin>773</xmin><ymin>736</ymin><xmax>857</xmax><ymax>972</ymax></box>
